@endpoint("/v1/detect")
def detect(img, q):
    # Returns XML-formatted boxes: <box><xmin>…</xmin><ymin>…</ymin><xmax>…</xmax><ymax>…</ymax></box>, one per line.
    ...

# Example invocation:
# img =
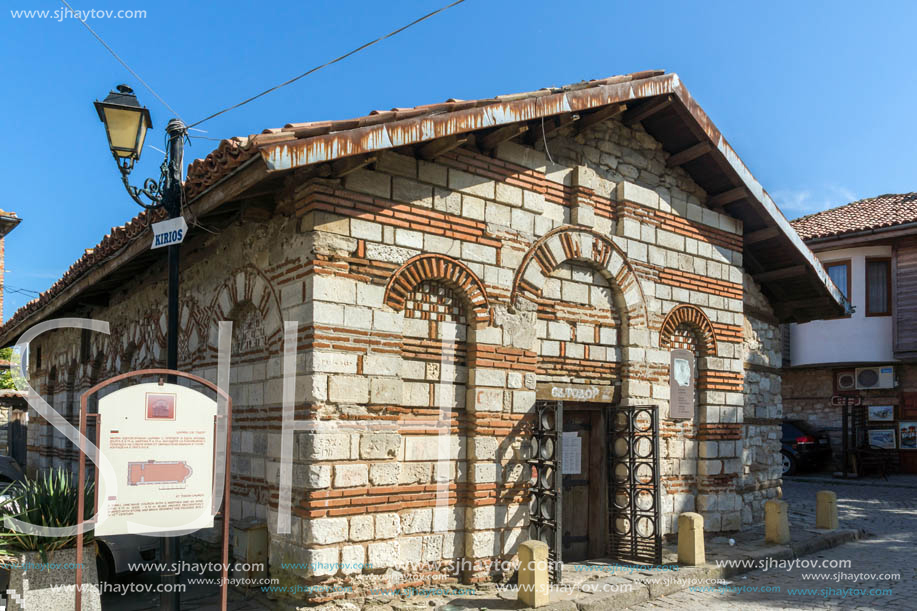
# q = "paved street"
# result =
<box><xmin>100</xmin><ymin>476</ymin><xmax>917</xmax><ymax>610</ymax></box>
<box><xmin>630</xmin><ymin>475</ymin><xmax>917</xmax><ymax>610</ymax></box>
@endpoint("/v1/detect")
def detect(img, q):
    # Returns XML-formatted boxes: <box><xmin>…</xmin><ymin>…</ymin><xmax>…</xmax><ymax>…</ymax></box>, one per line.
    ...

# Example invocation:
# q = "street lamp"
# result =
<box><xmin>95</xmin><ymin>84</ymin><xmax>185</xmax><ymax>611</ymax></box>
<box><xmin>93</xmin><ymin>84</ymin><xmax>152</xmax><ymax>172</ymax></box>
<box><xmin>94</xmin><ymin>85</ymin><xmax>185</xmax><ymax>214</ymax></box>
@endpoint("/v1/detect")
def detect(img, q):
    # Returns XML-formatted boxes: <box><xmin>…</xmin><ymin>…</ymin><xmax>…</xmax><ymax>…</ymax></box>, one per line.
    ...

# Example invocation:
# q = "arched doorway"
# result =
<box><xmin>511</xmin><ymin>227</ymin><xmax>656</xmax><ymax>566</ymax></box>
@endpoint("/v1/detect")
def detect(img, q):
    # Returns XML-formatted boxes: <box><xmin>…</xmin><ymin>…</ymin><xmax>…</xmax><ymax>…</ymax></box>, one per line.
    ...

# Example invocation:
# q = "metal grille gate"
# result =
<box><xmin>528</xmin><ymin>400</ymin><xmax>563</xmax><ymax>582</ymax></box>
<box><xmin>607</xmin><ymin>405</ymin><xmax>662</xmax><ymax>564</ymax></box>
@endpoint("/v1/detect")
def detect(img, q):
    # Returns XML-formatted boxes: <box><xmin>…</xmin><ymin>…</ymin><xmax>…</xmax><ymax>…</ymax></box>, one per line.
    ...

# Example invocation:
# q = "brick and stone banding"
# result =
<box><xmin>21</xmin><ymin>113</ymin><xmax>787</xmax><ymax>599</ymax></box>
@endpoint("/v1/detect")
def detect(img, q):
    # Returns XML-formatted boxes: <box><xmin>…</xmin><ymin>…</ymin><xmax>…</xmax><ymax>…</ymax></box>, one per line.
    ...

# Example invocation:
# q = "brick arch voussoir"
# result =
<box><xmin>384</xmin><ymin>254</ymin><xmax>490</xmax><ymax>324</ymax></box>
<box><xmin>511</xmin><ymin>226</ymin><xmax>648</xmax><ymax>328</ymax></box>
<box><xmin>208</xmin><ymin>265</ymin><xmax>283</xmax><ymax>348</ymax></box>
<box><xmin>659</xmin><ymin>304</ymin><xmax>717</xmax><ymax>356</ymax></box>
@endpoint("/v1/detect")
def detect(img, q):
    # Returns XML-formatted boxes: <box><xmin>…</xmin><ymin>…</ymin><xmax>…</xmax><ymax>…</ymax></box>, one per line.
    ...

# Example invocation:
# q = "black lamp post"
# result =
<box><xmin>95</xmin><ymin>84</ymin><xmax>185</xmax><ymax>611</ymax></box>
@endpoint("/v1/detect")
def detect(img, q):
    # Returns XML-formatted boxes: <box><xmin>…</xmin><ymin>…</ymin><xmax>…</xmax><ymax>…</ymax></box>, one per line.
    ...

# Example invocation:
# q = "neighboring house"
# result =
<box><xmin>0</xmin><ymin>211</ymin><xmax>23</xmax><ymax>462</ymax></box>
<box><xmin>0</xmin><ymin>210</ymin><xmax>21</xmax><ymax>321</ymax></box>
<box><xmin>0</xmin><ymin>71</ymin><xmax>845</xmax><ymax>594</ymax></box>
<box><xmin>785</xmin><ymin>193</ymin><xmax>917</xmax><ymax>473</ymax></box>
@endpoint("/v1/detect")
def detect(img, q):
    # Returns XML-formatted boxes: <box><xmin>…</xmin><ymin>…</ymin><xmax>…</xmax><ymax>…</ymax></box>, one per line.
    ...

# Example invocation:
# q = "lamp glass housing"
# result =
<box><xmin>94</xmin><ymin>85</ymin><xmax>153</xmax><ymax>163</ymax></box>
<box><xmin>101</xmin><ymin>107</ymin><xmax>149</xmax><ymax>158</ymax></box>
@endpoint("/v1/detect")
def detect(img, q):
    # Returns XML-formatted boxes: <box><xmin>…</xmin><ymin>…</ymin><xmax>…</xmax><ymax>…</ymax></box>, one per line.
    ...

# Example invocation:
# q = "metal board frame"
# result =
<box><xmin>74</xmin><ymin>369</ymin><xmax>232</xmax><ymax>611</ymax></box>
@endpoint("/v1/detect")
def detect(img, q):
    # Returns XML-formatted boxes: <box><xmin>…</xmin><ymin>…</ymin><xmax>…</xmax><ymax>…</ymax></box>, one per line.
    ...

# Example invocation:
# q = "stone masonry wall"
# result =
<box><xmin>19</xmin><ymin>113</ymin><xmax>776</xmax><ymax>596</ymax></box>
<box><xmin>740</xmin><ymin>274</ymin><xmax>783</xmax><ymax>526</ymax></box>
<box><xmin>783</xmin><ymin>364</ymin><xmax>916</xmax><ymax>465</ymax></box>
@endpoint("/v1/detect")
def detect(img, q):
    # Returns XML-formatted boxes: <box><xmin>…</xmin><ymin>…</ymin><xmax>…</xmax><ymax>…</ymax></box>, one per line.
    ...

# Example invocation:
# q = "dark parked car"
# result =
<box><xmin>781</xmin><ymin>420</ymin><xmax>832</xmax><ymax>476</ymax></box>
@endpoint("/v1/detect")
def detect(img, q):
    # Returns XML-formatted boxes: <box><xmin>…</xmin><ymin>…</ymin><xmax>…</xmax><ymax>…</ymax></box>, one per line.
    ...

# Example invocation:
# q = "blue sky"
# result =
<box><xmin>3</xmin><ymin>0</ymin><xmax>916</xmax><ymax>320</ymax></box>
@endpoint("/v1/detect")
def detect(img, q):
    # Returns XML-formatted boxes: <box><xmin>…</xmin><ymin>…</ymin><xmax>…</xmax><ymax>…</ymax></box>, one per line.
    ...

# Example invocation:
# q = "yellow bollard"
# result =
<box><xmin>677</xmin><ymin>512</ymin><xmax>705</xmax><ymax>565</ymax></box>
<box><xmin>765</xmin><ymin>499</ymin><xmax>791</xmax><ymax>544</ymax></box>
<box><xmin>518</xmin><ymin>540</ymin><xmax>550</xmax><ymax>608</ymax></box>
<box><xmin>816</xmin><ymin>490</ymin><xmax>839</xmax><ymax>530</ymax></box>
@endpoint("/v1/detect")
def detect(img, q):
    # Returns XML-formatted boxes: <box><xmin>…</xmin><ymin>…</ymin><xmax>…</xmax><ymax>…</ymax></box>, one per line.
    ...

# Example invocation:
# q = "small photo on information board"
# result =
<box><xmin>146</xmin><ymin>393</ymin><xmax>176</xmax><ymax>420</ymax></box>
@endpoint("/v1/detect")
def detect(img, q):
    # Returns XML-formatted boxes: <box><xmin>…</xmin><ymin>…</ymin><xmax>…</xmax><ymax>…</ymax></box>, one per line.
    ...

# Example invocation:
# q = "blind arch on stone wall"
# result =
<box><xmin>659</xmin><ymin>304</ymin><xmax>717</xmax><ymax>357</ymax></box>
<box><xmin>510</xmin><ymin>226</ymin><xmax>648</xmax><ymax>344</ymax></box>
<box><xmin>208</xmin><ymin>265</ymin><xmax>283</xmax><ymax>358</ymax></box>
<box><xmin>384</xmin><ymin>254</ymin><xmax>490</xmax><ymax>325</ymax></box>
<box><xmin>150</xmin><ymin>298</ymin><xmax>208</xmax><ymax>367</ymax></box>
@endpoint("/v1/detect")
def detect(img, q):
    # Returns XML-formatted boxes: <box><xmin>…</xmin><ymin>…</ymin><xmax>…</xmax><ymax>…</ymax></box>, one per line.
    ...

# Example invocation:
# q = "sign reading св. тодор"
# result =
<box><xmin>94</xmin><ymin>382</ymin><xmax>217</xmax><ymax>536</ymax></box>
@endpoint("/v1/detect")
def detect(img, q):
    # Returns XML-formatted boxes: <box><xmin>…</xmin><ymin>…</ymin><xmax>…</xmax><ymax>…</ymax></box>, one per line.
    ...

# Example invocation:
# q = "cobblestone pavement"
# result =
<box><xmin>630</xmin><ymin>475</ymin><xmax>917</xmax><ymax>610</ymax></box>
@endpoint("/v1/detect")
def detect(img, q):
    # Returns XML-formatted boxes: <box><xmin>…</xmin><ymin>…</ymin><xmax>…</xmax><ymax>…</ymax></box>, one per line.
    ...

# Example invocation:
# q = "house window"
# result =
<box><xmin>866</xmin><ymin>258</ymin><xmax>891</xmax><ymax>316</ymax></box>
<box><xmin>825</xmin><ymin>260</ymin><xmax>851</xmax><ymax>300</ymax></box>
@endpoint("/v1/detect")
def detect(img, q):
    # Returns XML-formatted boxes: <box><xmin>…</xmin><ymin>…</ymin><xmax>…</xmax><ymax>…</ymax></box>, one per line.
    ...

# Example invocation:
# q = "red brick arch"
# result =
<box><xmin>659</xmin><ymin>304</ymin><xmax>717</xmax><ymax>356</ymax></box>
<box><xmin>208</xmin><ymin>265</ymin><xmax>283</xmax><ymax>355</ymax></box>
<box><xmin>384</xmin><ymin>254</ymin><xmax>490</xmax><ymax>324</ymax></box>
<box><xmin>510</xmin><ymin>226</ymin><xmax>648</xmax><ymax>330</ymax></box>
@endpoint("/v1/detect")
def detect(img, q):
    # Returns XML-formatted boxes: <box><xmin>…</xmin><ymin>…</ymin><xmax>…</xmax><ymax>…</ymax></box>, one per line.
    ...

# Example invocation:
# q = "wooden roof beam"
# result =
<box><xmin>478</xmin><ymin>124</ymin><xmax>529</xmax><ymax>152</ymax></box>
<box><xmin>708</xmin><ymin>186</ymin><xmax>748</xmax><ymax>210</ymax></box>
<box><xmin>575</xmin><ymin>103</ymin><xmax>627</xmax><ymax>134</ymax></box>
<box><xmin>332</xmin><ymin>154</ymin><xmax>377</xmax><ymax>177</ymax></box>
<box><xmin>744</xmin><ymin>226</ymin><xmax>780</xmax><ymax>245</ymax></box>
<box><xmin>525</xmin><ymin>113</ymin><xmax>577</xmax><ymax>144</ymax></box>
<box><xmin>418</xmin><ymin>135</ymin><xmax>468</xmax><ymax>161</ymax></box>
<box><xmin>622</xmin><ymin>95</ymin><xmax>673</xmax><ymax>125</ymax></box>
<box><xmin>666</xmin><ymin>141</ymin><xmax>713</xmax><ymax>167</ymax></box>
<box><xmin>754</xmin><ymin>264</ymin><xmax>807</xmax><ymax>283</ymax></box>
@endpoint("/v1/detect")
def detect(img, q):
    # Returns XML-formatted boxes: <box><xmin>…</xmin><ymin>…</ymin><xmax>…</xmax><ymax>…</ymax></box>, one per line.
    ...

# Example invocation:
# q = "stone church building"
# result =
<box><xmin>1</xmin><ymin>71</ymin><xmax>846</xmax><ymax>593</ymax></box>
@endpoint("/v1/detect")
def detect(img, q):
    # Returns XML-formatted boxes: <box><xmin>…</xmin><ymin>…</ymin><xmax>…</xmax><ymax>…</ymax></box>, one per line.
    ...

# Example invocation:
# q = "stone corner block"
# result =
<box><xmin>571</xmin><ymin>203</ymin><xmax>596</xmax><ymax>228</ymax></box>
<box><xmin>616</xmin><ymin>181</ymin><xmax>659</xmax><ymax>209</ymax></box>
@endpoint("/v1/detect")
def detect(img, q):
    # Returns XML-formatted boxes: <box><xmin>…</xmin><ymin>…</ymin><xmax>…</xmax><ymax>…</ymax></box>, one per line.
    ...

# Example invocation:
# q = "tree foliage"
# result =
<box><xmin>0</xmin><ymin>347</ymin><xmax>14</xmax><ymax>390</ymax></box>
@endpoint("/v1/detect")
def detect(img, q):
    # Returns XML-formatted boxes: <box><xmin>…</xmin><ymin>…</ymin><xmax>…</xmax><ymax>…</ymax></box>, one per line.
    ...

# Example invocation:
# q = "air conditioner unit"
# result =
<box><xmin>835</xmin><ymin>371</ymin><xmax>856</xmax><ymax>392</ymax></box>
<box><xmin>855</xmin><ymin>366</ymin><xmax>896</xmax><ymax>390</ymax></box>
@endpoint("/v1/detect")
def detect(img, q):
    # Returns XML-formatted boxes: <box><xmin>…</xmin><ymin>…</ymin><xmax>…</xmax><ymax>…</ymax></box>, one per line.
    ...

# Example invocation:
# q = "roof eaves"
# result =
<box><xmin>667</xmin><ymin>79</ymin><xmax>848</xmax><ymax>313</ymax></box>
<box><xmin>252</xmin><ymin>72</ymin><xmax>847</xmax><ymax>318</ymax></box>
<box><xmin>0</xmin><ymin>213</ymin><xmax>21</xmax><ymax>240</ymax></box>
<box><xmin>256</xmin><ymin>72</ymin><xmax>678</xmax><ymax>172</ymax></box>
<box><xmin>1</xmin><ymin>70</ymin><xmax>848</xmax><ymax>340</ymax></box>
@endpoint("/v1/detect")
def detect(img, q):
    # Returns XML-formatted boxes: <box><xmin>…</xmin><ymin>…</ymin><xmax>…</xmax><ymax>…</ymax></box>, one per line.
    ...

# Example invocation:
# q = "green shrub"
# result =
<box><xmin>0</xmin><ymin>468</ymin><xmax>94</xmax><ymax>562</ymax></box>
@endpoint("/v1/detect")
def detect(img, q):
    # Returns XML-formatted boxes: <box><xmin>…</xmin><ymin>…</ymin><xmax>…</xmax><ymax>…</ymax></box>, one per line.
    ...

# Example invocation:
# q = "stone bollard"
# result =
<box><xmin>816</xmin><ymin>490</ymin><xmax>839</xmax><ymax>530</ymax></box>
<box><xmin>518</xmin><ymin>540</ymin><xmax>550</xmax><ymax>608</ymax></box>
<box><xmin>765</xmin><ymin>499</ymin><xmax>791</xmax><ymax>544</ymax></box>
<box><xmin>677</xmin><ymin>512</ymin><xmax>705</xmax><ymax>565</ymax></box>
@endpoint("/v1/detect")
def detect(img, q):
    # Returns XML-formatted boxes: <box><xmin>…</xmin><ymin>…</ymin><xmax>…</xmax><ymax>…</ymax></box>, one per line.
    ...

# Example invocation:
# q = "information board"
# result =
<box><xmin>95</xmin><ymin>382</ymin><xmax>217</xmax><ymax>536</ymax></box>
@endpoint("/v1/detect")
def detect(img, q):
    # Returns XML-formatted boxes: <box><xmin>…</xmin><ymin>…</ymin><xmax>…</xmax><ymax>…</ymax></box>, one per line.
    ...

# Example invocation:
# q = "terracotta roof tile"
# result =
<box><xmin>2</xmin><ymin>207</ymin><xmax>167</xmax><ymax>334</ymax></box>
<box><xmin>182</xmin><ymin>70</ymin><xmax>665</xmax><ymax>200</ymax></box>
<box><xmin>790</xmin><ymin>193</ymin><xmax>917</xmax><ymax>240</ymax></box>
<box><xmin>2</xmin><ymin>70</ymin><xmax>668</xmax><ymax>335</ymax></box>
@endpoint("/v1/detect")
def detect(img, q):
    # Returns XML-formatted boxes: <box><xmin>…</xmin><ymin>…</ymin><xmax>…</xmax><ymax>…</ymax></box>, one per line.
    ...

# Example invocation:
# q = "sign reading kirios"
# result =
<box><xmin>95</xmin><ymin>382</ymin><xmax>217</xmax><ymax>536</ymax></box>
<box><xmin>150</xmin><ymin>216</ymin><xmax>188</xmax><ymax>249</ymax></box>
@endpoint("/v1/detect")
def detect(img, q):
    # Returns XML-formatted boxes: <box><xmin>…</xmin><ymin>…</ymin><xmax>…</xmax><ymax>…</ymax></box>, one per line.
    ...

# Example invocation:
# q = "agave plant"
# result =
<box><xmin>0</xmin><ymin>468</ymin><xmax>94</xmax><ymax>562</ymax></box>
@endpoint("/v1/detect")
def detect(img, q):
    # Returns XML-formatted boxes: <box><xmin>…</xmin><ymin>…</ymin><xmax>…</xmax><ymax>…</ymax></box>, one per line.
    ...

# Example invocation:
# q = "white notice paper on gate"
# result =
<box><xmin>561</xmin><ymin>431</ymin><xmax>581</xmax><ymax>475</ymax></box>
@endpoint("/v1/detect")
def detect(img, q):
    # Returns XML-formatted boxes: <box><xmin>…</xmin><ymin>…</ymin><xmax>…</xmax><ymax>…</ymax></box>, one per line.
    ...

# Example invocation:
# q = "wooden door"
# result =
<box><xmin>561</xmin><ymin>409</ymin><xmax>607</xmax><ymax>561</ymax></box>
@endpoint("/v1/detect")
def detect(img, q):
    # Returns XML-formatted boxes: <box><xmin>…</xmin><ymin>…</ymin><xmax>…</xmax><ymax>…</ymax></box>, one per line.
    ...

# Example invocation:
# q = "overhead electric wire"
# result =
<box><xmin>1</xmin><ymin>285</ymin><xmax>41</xmax><ymax>297</ymax></box>
<box><xmin>54</xmin><ymin>0</ymin><xmax>466</xmax><ymax>253</ymax></box>
<box><xmin>58</xmin><ymin>0</ymin><xmax>184</xmax><ymax>121</ymax></box>
<box><xmin>60</xmin><ymin>0</ymin><xmax>466</xmax><ymax>132</ymax></box>
<box><xmin>187</xmin><ymin>0</ymin><xmax>468</xmax><ymax>128</ymax></box>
